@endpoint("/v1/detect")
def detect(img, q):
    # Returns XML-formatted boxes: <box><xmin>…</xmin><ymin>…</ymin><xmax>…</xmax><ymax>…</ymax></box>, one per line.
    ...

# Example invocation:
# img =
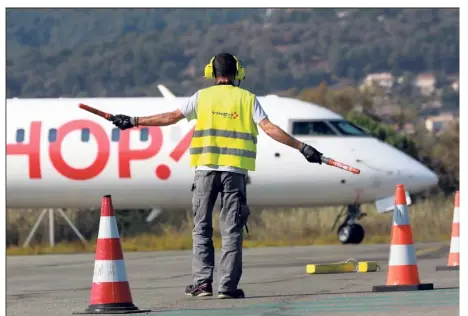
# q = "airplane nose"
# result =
<box><xmin>354</xmin><ymin>140</ymin><xmax>439</xmax><ymax>194</ymax></box>
<box><xmin>412</xmin><ymin>162</ymin><xmax>439</xmax><ymax>187</ymax></box>
<box><xmin>425</xmin><ymin>166</ymin><xmax>438</xmax><ymax>186</ymax></box>
<box><xmin>395</xmin><ymin>156</ymin><xmax>439</xmax><ymax>193</ymax></box>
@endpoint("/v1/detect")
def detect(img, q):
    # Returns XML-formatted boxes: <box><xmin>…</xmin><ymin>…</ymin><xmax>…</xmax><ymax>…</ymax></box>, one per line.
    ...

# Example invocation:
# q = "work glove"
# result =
<box><xmin>112</xmin><ymin>114</ymin><xmax>138</xmax><ymax>130</ymax></box>
<box><xmin>300</xmin><ymin>143</ymin><xmax>323</xmax><ymax>164</ymax></box>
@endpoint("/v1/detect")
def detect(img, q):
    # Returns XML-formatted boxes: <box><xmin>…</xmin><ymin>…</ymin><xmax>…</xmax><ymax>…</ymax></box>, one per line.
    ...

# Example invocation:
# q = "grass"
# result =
<box><xmin>6</xmin><ymin>195</ymin><xmax>455</xmax><ymax>256</ymax></box>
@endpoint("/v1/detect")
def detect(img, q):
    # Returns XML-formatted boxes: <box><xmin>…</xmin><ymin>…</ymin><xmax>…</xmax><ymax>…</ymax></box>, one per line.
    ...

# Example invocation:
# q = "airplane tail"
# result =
<box><xmin>157</xmin><ymin>85</ymin><xmax>176</xmax><ymax>99</ymax></box>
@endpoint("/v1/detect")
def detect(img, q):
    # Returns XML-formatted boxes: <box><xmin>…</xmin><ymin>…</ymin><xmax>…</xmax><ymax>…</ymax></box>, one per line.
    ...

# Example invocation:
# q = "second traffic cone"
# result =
<box><xmin>436</xmin><ymin>190</ymin><xmax>460</xmax><ymax>271</ymax></box>
<box><xmin>373</xmin><ymin>184</ymin><xmax>434</xmax><ymax>292</ymax></box>
<box><xmin>74</xmin><ymin>195</ymin><xmax>150</xmax><ymax>314</ymax></box>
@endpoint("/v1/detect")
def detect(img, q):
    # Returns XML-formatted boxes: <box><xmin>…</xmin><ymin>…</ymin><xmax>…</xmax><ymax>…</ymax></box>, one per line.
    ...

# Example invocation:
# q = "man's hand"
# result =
<box><xmin>112</xmin><ymin>114</ymin><xmax>137</xmax><ymax>130</ymax></box>
<box><xmin>300</xmin><ymin>143</ymin><xmax>323</xmax><ymax>164</ymax></box>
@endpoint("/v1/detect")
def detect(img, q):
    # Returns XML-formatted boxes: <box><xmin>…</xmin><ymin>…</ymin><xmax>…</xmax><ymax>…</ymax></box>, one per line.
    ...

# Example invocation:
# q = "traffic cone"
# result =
<box><xmin>74</xmin><ymin>195</ymin><xmax>150</xmax><ymax>314</ymax></box>
<box><xmin>436</xmin><ymin>190</ymin><xmax>460</xmax><ymax>271</ymax></box>
<box><xmin>373</xmin><ymin>184</ymin><xmax>434</xmax><ymax>292</ymax></box>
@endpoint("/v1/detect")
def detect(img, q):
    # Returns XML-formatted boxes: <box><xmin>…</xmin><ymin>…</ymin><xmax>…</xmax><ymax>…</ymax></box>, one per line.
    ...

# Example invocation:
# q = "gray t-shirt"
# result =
<box><xmin>178</xmin><ymin>90</ymin><xmax>268</xmax><ymax>174</ymax></box>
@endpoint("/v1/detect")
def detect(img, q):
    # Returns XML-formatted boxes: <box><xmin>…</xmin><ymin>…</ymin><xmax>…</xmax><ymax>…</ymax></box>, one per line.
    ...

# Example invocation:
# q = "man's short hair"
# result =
<box><xmin>213</xmin><ymin>53</ymin><xmax>237</xmax><ymax>78</ymax></box>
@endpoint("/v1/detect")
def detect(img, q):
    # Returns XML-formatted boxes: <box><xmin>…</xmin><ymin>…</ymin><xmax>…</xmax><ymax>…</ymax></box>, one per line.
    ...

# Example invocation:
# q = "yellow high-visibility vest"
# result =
<box><xmin>189</xmin><ymin>84</ymin><xmax>258</xmax><ymax>171</ymax></box>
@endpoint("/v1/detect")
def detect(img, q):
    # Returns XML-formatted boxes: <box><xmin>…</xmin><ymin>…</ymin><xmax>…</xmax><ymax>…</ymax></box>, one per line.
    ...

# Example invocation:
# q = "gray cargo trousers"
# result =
<box><xmin>191</xmin><ymin>170</ymin><xmax>250</xmax><ymax>292</ymax></box>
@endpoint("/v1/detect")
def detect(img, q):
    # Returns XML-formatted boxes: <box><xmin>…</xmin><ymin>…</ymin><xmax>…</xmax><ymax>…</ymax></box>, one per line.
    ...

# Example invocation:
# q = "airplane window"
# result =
<box><xmin>111</xmin><ymin>128</ymin><xmax>120</xmax><ymax>142</ymax></box>
<box><xmin>328</xmin><ymin>120</ymin><xmax>369</xmax><ymax>136</ymax></box>
<box><xmin>140</xmin><ymin>128</ymin><xmax>149</xmax><ymax>142</ymax></box>
<box><xmin>81</xmin><ymin>128</ymin><xmax>90</xmax><ymax>142</ymax></box>
<box><xmin>292</xmin><ymin>121</ymin><xmax>337</xmax><ymax>136</ymax></box>
<box><xmin>48</xmin><ymin>129</ymin><xmax>57</xmax><ymax>143</ymax></box>
<box><xmin>16</xmin><ymin>129</ymin><xmax>25</xmax><ymax>143</ymax></box>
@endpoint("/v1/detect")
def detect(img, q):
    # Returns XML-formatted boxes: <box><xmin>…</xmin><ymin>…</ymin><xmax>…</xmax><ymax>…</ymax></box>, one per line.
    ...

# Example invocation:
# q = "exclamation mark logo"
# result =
<box><xmin>155</xmin><ymin>126</ymin><xmax>195</xmax><ymax>180</ymax></box>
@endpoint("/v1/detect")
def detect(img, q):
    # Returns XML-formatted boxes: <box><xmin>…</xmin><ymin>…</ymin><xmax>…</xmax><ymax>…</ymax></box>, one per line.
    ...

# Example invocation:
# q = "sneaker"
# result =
<box><xmin>217</xmin><ymin>289</ymin><xmax>245</xmax><ymax>299</ymax></box>
<box><xmin>184</xmin><ymin>283</ymin><xmax>213</xmax><ymax>297</ymax></box>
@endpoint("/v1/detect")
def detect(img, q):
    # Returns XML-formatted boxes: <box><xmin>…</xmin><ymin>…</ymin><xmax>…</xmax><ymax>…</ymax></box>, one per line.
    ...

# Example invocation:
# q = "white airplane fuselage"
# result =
<box><xmin>6</xmin><ymin>95</ymin><xmax>438</xmax><ymax>211</ymax></box>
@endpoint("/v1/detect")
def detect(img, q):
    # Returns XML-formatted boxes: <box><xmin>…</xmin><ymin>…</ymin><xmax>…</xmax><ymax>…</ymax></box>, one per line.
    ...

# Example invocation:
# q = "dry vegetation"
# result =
<box><xmin>6</xmin><ymin>194</ymin><xmax>455</xmax><ymax>255</ymax></box>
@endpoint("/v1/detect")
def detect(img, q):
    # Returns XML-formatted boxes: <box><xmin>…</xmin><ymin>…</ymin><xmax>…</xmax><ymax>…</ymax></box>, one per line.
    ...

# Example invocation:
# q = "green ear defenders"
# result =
<box><xmin>204</xmin><ymin>55</ymin><xmax>246</xmax><ymax>80</ymax></box>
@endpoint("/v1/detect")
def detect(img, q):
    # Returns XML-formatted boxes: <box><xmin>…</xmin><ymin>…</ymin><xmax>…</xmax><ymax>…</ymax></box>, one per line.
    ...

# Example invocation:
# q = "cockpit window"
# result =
<box><xmin>292</xmin><ymin>121</ymin><xmax>338</xmax><ymax>136</ymax></box>
<box><xmin>328</xmin><ymin>120</ymin><xmax>369</xmax><ymax>136</ymax></box>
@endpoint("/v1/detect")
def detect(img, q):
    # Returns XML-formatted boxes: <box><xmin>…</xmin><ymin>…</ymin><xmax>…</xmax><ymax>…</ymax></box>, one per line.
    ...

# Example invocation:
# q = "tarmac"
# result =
<box><xmin>7</xmin><ymin>241</ymin><xmax>459</xmax><ymax>316</ymax></box>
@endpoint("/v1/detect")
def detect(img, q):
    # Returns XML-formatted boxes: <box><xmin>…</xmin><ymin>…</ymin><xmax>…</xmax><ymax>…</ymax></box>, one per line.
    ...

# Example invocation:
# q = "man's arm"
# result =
<box><xmin>252</xmin><ymin>97</ymin><xmax>301</xmax><ymax>151</ymax></box>
<box><xmin>249</xmin><ymin>97</ymin><xmax>322</xmax><ymax>164</ymax></box>
<box><xmin>136</xmin><ymin>109</ymin><xmax>185</xmax><ymax>127</ymax></box>
<box><xmin>112</xmin><ymin>92</ymin><xmax>197</xmax><ymax>131</ymax></box>
<box><xmin>138</xmin><ymin>90</ymin><xmax>198</xmax><ymax>126</ymax></box>
<box><xmin>258</xmin><ymin>117</ymin><xmax>302</xmax><ymax>151</ymax></box>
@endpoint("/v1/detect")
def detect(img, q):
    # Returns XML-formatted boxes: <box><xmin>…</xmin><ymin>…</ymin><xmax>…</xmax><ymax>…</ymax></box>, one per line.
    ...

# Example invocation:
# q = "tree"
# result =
<box><xmin>6</xmin><ymin>8</ymin><xmax>459</xmax><ymax>98</ymax></box>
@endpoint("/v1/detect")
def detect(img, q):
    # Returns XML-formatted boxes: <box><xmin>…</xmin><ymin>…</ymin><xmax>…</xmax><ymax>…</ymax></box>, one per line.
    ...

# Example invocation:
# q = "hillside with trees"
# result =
<box><xmin>7</xmin><ymin>8</ymin><xmax>459</xmax><ymax>98</ymax></box>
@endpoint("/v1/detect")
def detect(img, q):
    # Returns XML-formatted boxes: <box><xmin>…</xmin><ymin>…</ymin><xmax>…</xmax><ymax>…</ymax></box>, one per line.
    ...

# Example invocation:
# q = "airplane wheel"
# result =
<box><xmin>349</xmin><ymin>224</ymin><xmax>365</xmax><ymax>244</ymax></box>
<box><xmin>337</xmin><ymin>223</ymin><xmax>365</xmax><ymax>244</ymax></box>
<box><xmin>338</xmin><ymin>224</ymin><xmax>353</xmax><ymax>244</ymax></box>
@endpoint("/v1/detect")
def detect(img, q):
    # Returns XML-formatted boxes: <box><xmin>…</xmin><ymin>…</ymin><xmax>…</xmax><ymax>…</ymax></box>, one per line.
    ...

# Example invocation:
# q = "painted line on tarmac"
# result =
<box><xmin>149</xmin><ymin>301</ymin><xmax>458</xmax><ymax>316</ymax></box>
<box><xmin>147</xmin><ymin>301</ymin><xmax>457</xmax><ymax>316</ymax></box>
<box><xmin>148</xmin><ymin>288</ymin><xmax>458</xmax><ymax>316</ymax></box>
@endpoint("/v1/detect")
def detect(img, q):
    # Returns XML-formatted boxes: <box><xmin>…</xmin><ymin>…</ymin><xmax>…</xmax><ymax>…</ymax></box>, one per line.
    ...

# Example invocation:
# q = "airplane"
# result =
<box><xmin>6</xmin><ymin>85</ymin><xmax>439</xmax><ymax>245</ymax></box>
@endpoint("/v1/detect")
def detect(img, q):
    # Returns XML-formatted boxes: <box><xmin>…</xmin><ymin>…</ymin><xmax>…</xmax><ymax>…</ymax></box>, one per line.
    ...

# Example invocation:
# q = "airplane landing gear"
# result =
<box><xmin>337</xmin><ymin>223</ymin><xmax>365</xmax><ymax>244</ymax></box>
<box><xmin>332</xmin><ymin>204</ymin><xmax>366</xmax><ymax>244</ymax></box>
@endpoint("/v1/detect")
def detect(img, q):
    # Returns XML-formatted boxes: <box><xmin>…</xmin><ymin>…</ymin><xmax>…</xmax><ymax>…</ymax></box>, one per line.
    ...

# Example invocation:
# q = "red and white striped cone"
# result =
<box><xmin>373</xmin><ymin>184</ymin><xmax>434</xmax><ymax>292</ymax></box>
<box><xmin>436</xmin><ymin>190</ymin><xmax>460</xmax><ymax>271</ymax></box>
<box><xmin>74</xmin><ymin>195</ymin><xmax>150</xmax><ymax>314</ymax></box>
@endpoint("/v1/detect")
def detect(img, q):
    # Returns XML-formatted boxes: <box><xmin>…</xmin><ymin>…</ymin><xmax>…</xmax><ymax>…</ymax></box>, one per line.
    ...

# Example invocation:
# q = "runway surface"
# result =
<box><xmin>7</xmin><ymin>241</ymin><xmax>459</xmax><ymax>316</ymax></box>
